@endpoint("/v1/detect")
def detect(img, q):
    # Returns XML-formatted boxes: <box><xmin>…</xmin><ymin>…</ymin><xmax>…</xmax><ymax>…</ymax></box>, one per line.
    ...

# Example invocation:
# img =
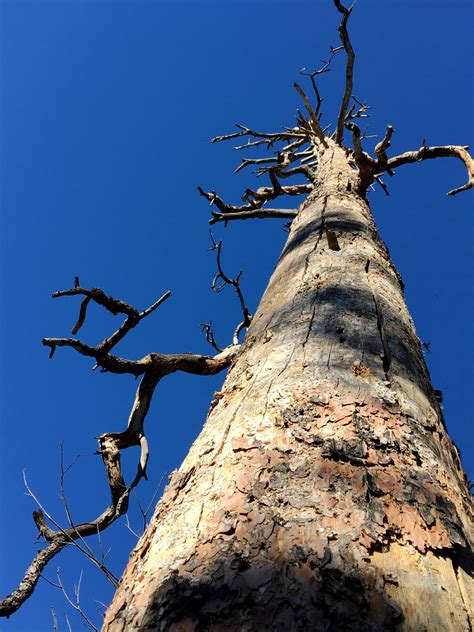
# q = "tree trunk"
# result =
<box><xmin>103</xmin><ymin>142</ymin><xmax>473</xmax><ymax>631</ymax></box>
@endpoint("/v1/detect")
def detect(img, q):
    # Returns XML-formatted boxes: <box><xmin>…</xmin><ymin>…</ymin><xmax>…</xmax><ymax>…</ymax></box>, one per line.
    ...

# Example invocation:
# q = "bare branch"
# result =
<box><xmin>209</xmin><ymin>208</ymin><xmax>297</xmax><ymax>225</ymax></box>
<box><xmin>334</xmin><ymin>0</ymin><xmax>355</xmax><ymax>144</ymax></box>
<box><xmin>52</xmin><ymin>287</ymin><xmax>138</xmax><ymax>318</ymax></box>
<box><xmin>345</xmin><ymin>122</ymin><xmax>363</xmax><ymax>161</ymax></box>
<box><xmin>386</xmin><ymin>144</ymin><xmax>474</xmax><ymax>196</ymax></box>
<box><xmin>252</xmin><ymin>151</ymin><xmax>302</xmax><ymax>178</ymax></box>
<box><xmin>293</xmin><ymin>82</ymin><xmax>327</xmax><ymax>146</ymax></box>
<box><xmin>274</xmin><ymin>164</ymin><xmax>317</xmax><ymax>182</ymax></box>
<box><xmin>71</xmin><ymin>296</ymin><xmax>91</xmax><ymax>335</ymax></box>
<box><xmin>300</xmin><ymin>52</ymin><xmax>338</xmax><ymax>116</ymax></box>
<box><xmin>198</xmin><ymin>186</ymin><xmax>258</xmax><ymax>215</ymax></box>
<box><xmin>200</xmin><ymin>322</ymin><xmax>223</xmax><ymax>353</ymax></box>
<box><xmin>127</xmin><ymin>472</ymin><xmax>167</xmax><ymax>537</ymax></box>
<box><xmin>1</xmin><ymin>279</ymin><xmax>240</xmax><ymax>617</ymax></box>
<box><xmin>345</xmin><ymin>123</ymin><xmax>376</xmax><ymax>175</ymax></box>
<box><xmin>139</xmin><ymin>291</ymin><xmax>172</xmax><ymax>319</ymax></box>
<box><xmin>28</xmin><ymin>469</ymin><xmax>120</xmax><ymax>585</ymax></box>
<box><xmin>234</xmin><ymin>156</ymin><xmax>279</xmax><ymax>174</ymax></box>
<box><xmin>345</xmin><ymin>96</ymin><xmax>371</xmax><ymax>122</ymax></box>
<box><xmin>375</xmin><ymin>124</ymin><xmax>394</xmax><ymax>169</ymax></box>
<box><xmin>233</xmin><ymin>138</ymin><xmax>275</xmax><ymax>151</ymax></box>
<box><xmin>209</xmin><ymin>235</ymin><xmax>252</xmax><ymax>344</ymax></box>
<box><xmin>42</xmin><ymin>339</ymin><xmax>146</xmax><ymax>375</ymax></box>
<box><xmin>124</xmin><ymin>514</ymin><xmax>141</xmax><ymax>539</ymax></box>
<box><xmin>54</xmin><ymin>570</ymin><xmax>99</xmax><ymax>632</ymax></box>
<box><xmin>199</xmin><ymin>181</ymin><xmax>311</xmax><ymax>223</ymax></box>
<box><xmin>210</xmin><ymin>124</ymin><xmax>302</xmax><ymax>145</ymax></box>
<box><xmin>41</xmin><ymin>337</ymin><xmax>240</xmax><ymax>378</ymax></box>
<box><xmin>281</xmin><ymin>137</ymin><xmax>309</xmax><ymax>153</ymax></box>
<box><xmin>51</xmin><ymin>284</ymin><xmax>172</xmax><ymax>356</ymax></box>
<box><xmin>43</xmin><ymin>338</ymin><xmax>100</xmax><ymax>362</ymax></box>
<box><xmin>374</xmin><ymin>174</ymin><xmax>390</xmax><ymax>196</ymax></box>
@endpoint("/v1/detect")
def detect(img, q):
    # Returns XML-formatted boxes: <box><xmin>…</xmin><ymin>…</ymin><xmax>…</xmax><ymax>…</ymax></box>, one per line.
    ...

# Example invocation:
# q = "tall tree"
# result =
<box><xmin>100</xmin><ymin>3</ymin><xmax>472</xmax><ymax>630</ymax></box>
<box><xmin>1</xmin><ymin>2</ymin><xmax>472</xmax><ymax>630</ymax></box>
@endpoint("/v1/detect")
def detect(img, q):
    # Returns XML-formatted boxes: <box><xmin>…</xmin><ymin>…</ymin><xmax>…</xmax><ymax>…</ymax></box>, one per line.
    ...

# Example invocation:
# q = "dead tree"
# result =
<box><xmin>1</xmin><ymin>1</ymin><xmax>473</xmax><ymax>629</ymax></box>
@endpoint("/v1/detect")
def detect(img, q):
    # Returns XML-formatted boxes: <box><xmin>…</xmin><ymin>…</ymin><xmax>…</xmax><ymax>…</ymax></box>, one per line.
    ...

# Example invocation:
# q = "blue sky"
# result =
<box><xmin>1</xmin><ymin>1</ymin><xmax>473</xmax><ymax>630</ymax></box>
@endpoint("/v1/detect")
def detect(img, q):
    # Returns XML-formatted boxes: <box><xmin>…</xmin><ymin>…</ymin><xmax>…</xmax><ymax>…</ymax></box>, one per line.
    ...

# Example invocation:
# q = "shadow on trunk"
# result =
<box><xmin>135</xmin><ymin>552</ymin><xmax>405</xmax><ymax>631</ymax></box>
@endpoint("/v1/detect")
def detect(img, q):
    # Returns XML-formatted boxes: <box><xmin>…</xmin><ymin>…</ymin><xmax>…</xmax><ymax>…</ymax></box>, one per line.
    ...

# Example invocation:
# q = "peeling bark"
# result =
<box><xmin>103</xmin><ymin>142</ymin><xmax>472</xmax><ymax>631</ymax></box>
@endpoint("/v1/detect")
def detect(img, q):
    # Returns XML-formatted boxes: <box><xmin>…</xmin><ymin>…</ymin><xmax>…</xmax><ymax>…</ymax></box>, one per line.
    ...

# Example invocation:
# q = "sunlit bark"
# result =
<box><xmin>103</xmin><ymin>143</ymin><xmax>473</xmax><ymax>631</ymax></box>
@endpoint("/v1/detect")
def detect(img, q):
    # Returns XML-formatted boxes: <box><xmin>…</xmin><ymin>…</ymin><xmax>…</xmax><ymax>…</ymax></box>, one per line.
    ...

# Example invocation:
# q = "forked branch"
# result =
<box><xmin>209</xmin><ymin>235</ymin><xmax>252</xmax><ymax>345</ymax></box>
<box><xmin>0</xmin><ymin>282</ymin><xmax>239</xmax><ymax>618</ymax></box>
<box><xmin>202</xmin><ymin>115</ymin><xmax>318</xmax><ymax>224</ymax></box>
<box><xmin>49</xmin><ymin>282</ymin><xmax>172</xmax><ymax>356</ymax></box>
<box><xmin>300</xmin><ymin>50</ymin><xmax>339</xmax><ymax>117</ymax></box>
<box><xmin>345</xmin><ymin>122</ymin><xmax>473</xmax><ymax>198</ymax></box>
<box><xmin>198</xmin><ymin>180</ymin><xmax>311</xmax><ymax>225</ymax></box>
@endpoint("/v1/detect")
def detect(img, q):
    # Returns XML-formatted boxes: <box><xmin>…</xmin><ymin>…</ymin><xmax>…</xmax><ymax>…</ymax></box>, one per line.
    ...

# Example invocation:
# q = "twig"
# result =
<box><xmin>25</xmin><ymin>471</ymin><xmax>119</xmax><ymax>586</ymax></box>
<box><xmin>200</xmin><ymin>322</ymin><xmax>223</xmax><ymax>352</ymax></box>
<box><xmin>209</xmin><ymin>235</ymin><xmax>252</xmax><ymax>345</ymax></box>
<box><xmin>124</xmin><ymin>514</ymin><xmax>141</xmax><ymax>539</ymax></box>
<box><xmin>127</xmin><ymin>472</ymin><xmax>167</xmax><ymax>537</ymax></box>
<box><xmin>55</xmin><ymin>569</ymin><xmax>99</xmax><ymax>632</ymax></box>
<box><xmin>300</xmin><ymin>52</ymin><xmax>338</xmax><ymax>116</ymax></box>
<box><xmin>51</xmin><ymin>606</ymin><xmax>59</xmax><ymax>632</ymax></box>
<box><xmin>345</xmin><ymin>96</ymin><xmax>370</xmax><ymax>122</ymax></box>
<box><xmin>374</xmin><ymin>174</ymin><xmax>390</xmax><ymax>196</ymax></box>
<box><xmin>210</xmin><ymin>124</ymin><xmax>303</xmax><ymax>145</ymax></box>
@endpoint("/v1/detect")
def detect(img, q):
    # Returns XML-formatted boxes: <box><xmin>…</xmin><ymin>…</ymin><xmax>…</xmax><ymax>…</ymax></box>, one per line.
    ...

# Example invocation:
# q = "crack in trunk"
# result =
<box><xmin>366</xmin><ymin>259</ymin><xmax>391</xmax><ymax>380</ymax></box>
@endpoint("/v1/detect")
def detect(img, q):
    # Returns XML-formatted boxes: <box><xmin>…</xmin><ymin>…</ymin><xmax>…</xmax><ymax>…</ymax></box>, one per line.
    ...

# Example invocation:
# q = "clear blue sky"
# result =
<box><xmin>1</xmin><ymin>1</ymin><xmax>473</xmax><ymax>630</ymax></box>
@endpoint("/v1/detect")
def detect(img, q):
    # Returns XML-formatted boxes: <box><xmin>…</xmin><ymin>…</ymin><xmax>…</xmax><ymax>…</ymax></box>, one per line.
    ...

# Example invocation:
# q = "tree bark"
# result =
<box><xmin>103</xmin><ymin>142</ymin><xmax>473</xmax><ymax>631</ymax></box>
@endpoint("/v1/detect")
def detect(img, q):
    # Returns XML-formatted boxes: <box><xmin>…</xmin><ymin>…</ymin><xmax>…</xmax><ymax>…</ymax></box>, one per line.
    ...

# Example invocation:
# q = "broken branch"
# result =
<box><xmin>345</xmin><ymin>122</ymin><xmax>363</xmax><ymax>161</ymax></box>
<box><xmin>375</xmin><ymin>124</ymin><xmax>394</xmax><ymax>172</ymax></box>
